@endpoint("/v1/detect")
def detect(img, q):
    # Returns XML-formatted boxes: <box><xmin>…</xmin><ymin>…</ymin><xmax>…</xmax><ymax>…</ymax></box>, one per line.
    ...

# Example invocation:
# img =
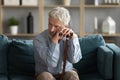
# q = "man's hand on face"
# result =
<box><xmin>59</xmin><ymin>27</ymin><xmax>78</xmax><ymax>39</ymax></box>
<box><xmin>52</xmin><ymin>26</ymin><xmax>77</xmax><ymax>43</ymax></box>
<box><xmin>51</xmin><ymin>26</ymin><xmax>63</xmax><ymax>43</ymax></box>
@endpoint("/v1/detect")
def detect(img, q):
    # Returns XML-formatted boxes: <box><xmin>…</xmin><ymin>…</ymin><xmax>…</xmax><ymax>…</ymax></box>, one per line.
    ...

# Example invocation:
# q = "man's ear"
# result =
<box><xmin>68</xmin><ymin>20</ymin><xmax>72</xmax><ymax>28</ymax></box>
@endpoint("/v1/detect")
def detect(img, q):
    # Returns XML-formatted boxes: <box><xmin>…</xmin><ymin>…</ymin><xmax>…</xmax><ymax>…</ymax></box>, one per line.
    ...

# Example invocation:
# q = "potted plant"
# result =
<box><xmin>8</xmin><ymin>17</ymin><xmax>19</xmax><ymax>35</ymax></box>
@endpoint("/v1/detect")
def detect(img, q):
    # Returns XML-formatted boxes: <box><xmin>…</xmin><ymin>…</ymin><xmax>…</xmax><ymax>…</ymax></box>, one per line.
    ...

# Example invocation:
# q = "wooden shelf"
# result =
<box><xmin>84</xmin><ymin>4</ymin><xmax>120</xmax><ymax>8</ymax></box>
<box><xmin>44</xmin><ymin>5</ymin><xmax>80</xmax><ymax>8</ymax></box>
<box><xmin>102</xmin><ymin>33</ymin><xmax>120</xmax><ymax>37</ymax></box>
<box><xmin>4</xmin><ymin>33</ymin><xmax>38</xmax><ymax>37</ymax></box>
<box><xmin>0</xmin><ymin>0</ymin><xmax>120</xmax><ymax>41</ymax></box>
<box><xmin>85</xmin><ymin>33</ymin><xmax>120</xmax><ymax>37</ymax></box>
<box><xmin>2</xmin><ymin>5</ymin><xmax>38</xmax><ymax>8</ymax></box>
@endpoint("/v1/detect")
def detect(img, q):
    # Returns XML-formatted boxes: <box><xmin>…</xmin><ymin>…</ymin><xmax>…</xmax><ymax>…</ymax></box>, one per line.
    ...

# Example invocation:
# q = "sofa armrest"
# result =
<box><xmin>106</xmin><ymin>43</ymin><xmax>120</xmax><ymax>80</ymax></box>
<box><xmin>97</xmin><ymin>46</ymin><xmax>113</xmax><ymax>79</ymax></box>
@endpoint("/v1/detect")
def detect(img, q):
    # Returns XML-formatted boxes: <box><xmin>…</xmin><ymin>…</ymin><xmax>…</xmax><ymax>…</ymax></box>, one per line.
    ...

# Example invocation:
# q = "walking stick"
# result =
<box><xmin>61</xmin><ymin>33</ymin><xmax>73</xmax><ymax>80</ymax></box>
<box><xmin>61</xmin><ymin>39</ymin><xmax>69</xmax><ymax>80</ymax></box>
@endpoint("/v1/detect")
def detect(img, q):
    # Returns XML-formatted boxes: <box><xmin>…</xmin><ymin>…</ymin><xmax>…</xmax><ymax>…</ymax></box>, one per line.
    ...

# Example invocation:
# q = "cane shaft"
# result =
<box><xmin>61</xmin><ymin>39</ymin><xmax>69</xmax><ymax>80</ymax></box>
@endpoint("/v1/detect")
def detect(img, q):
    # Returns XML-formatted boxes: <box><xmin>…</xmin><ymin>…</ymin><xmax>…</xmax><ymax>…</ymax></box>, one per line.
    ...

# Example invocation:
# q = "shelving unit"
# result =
<box><xmin>0</xmin><ymin>0</ymin><xmax>2</xmax><ymax>34</ymax></box>
<box><xmin>84</xmin><ymin>0</ymin><xmax>120</xmax><ymax>46</ymax></box>
<box><xmin>0</xmin><ymin>0</ymin><xmax>120</xmax><ymax>46</ymax></box>
<box><xmin>0</xmin><ymin>0</ymin><xmax>40</xmax><ymax>37</ymax></box>
<box><xmin>84</xmin><ymin>1</ymin><xmax>120</xmax><ymax>35</ymax></box>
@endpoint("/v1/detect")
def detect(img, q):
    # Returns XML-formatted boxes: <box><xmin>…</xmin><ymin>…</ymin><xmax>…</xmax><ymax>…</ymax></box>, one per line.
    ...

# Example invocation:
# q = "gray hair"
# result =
<box><xmin>49</xmin><ymin>7</ymin><xmax>71</xmax><ymax>25</ymax></box>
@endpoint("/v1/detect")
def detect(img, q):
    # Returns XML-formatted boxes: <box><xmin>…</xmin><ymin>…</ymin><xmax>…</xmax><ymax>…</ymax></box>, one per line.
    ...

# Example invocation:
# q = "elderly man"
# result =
<box><xmin>33</xmin><ymin>7</ymin><xmax>82</xmax><ymax>80</ymax></box>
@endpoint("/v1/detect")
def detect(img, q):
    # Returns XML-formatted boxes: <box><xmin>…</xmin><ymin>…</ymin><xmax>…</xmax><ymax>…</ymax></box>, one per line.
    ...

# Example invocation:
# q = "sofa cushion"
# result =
<box><xmin>9</xmin><ymin>75</ymin><xmax>34</xmax><ymax>80</ymax></box>
<box><xmin>79</xmin><ymin>73</ymin><xmax>104</xmax><ymax>80</ymax></box>
<box><xmin>74</xmin><ymin>34</ymin><xmax>106</xmax><ymax>74</ymax></box>
<box><xmin>0</xmin><ymin>34</ymin><xmax>8</xmax><ymax>74</ymax></box>
<box><xmin>8</xmin><ymin>39</ymin><xmax>35</xmax><ymax>76</ymax></box>
<box><xmin>106</xmin><ymin>43</ymin><xmax>120</xmax><ymax>80</ymax></box>
<box><xmin>97</xmin><ymin>46</ymin><xmax>113</xmax><ymax>79</ymax></box>
<box><xmin>0</xmin><ymin>75</ymin><xmax>8</xmax><ymax>80</ymax></box>
<box><xmin>79</xmin><ymin>34</ymin><xmax>106</xmax><ymax>54</ymax></box>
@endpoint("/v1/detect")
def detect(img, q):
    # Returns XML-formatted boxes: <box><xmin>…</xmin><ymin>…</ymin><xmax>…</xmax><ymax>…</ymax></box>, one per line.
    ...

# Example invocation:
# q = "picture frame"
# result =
<box><xmin>3</xmin><ymin>0</ymin><xmax>20</xmax><ymax>6</ymax></box>
<box><xmin>21</xmin><ymin>0</ymin><xmax>38</xmax><ymax>6</ymax></box>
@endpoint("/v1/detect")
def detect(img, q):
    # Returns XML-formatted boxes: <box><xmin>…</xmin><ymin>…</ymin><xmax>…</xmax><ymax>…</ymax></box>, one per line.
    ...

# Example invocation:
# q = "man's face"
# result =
<box><xmin>48</xmin><ymin>17</ymin><xmax>65</xmax><ymax>37</ymax></box>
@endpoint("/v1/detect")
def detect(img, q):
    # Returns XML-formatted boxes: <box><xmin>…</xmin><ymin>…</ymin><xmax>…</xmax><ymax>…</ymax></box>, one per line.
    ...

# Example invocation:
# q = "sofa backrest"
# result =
<box><xmin>0</xmin><ymin>34</ymin><xmax>106</xmax><ymax>76</ymax></box>
<box><xmin>8</xmin><ymin>39</ymin><xmax>35</xmax><ymax>76</ymax></box>
<box><xmin>0</xmin><ymin>34</ymin><xmax>8</xmax><ymax>75</ymax></box>
<box><xmin>73</xmin><ymin>34</ymin><xmax>106</xmax><ymax>74</ymax></box>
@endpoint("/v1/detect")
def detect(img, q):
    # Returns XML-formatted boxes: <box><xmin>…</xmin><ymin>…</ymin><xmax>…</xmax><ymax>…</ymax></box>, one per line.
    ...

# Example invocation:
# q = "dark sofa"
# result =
<box><xmin>0</xmin><ymin>34</ymin><xmax>120</xmax><ymax>80</ymax></box>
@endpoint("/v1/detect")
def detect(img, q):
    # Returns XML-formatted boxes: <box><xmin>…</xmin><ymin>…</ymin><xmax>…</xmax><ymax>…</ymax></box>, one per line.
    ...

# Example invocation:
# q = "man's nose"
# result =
<box><xmin>51</xmin><ymin>26</ymin><xmax>55</xmax><ymax>31</ymax></box>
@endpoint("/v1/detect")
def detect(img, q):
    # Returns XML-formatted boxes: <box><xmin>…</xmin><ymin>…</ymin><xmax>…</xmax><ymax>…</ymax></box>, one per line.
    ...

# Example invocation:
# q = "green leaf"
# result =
<box><xmin>8</xmin><ymin>17</ymin><xmax>19</xmax><ymax>26</ymax></box>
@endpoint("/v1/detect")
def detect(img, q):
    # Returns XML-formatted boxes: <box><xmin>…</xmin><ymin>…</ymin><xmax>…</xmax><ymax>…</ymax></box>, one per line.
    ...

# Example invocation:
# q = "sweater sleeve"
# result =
<box><xmin>67</xmin><ymin>38</ymin><xmax>82</xmax><ymax>63</ymax></box>
<box><xmin>33</xmin><ymin>37</ymin><xmax>60</xmax><ymax>67</ymax></box>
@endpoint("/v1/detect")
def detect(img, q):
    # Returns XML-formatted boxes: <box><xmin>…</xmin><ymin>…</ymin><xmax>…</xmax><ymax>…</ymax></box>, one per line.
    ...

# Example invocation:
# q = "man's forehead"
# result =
<box><xmin>49</xmin><ymin>21</ymin><xmax>65</xmax><ymax>27</ymax></box>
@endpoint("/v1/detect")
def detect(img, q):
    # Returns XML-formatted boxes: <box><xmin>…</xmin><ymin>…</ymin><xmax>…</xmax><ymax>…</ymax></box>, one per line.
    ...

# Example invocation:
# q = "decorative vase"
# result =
<box><xmin>27</xmin><ymin>12</ymin><xmax>34</xmax><ymax>33</ymax></box>
<box><xmin>10</xmin><ymin>25</ymin><xmax>18</xmax><ymax>35</ymax></box>
<box><xmin>94</xmin><ymin>0</ymin><xmax>99</xmax><ymax>6</ymax></box>
<box><xmin>62</xmin><ymin>0</ymin><xmax>71</xmax><ymax>6</ymax></box>
<box><xmin>102</xmin><ymin>16</ymin><xmax>116</xmax><ymax>34</ymax></box>
<box><xmin>94</xmin><ymin>16</ymin><xmax>98</xmax><ymax>33</ymax></box>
